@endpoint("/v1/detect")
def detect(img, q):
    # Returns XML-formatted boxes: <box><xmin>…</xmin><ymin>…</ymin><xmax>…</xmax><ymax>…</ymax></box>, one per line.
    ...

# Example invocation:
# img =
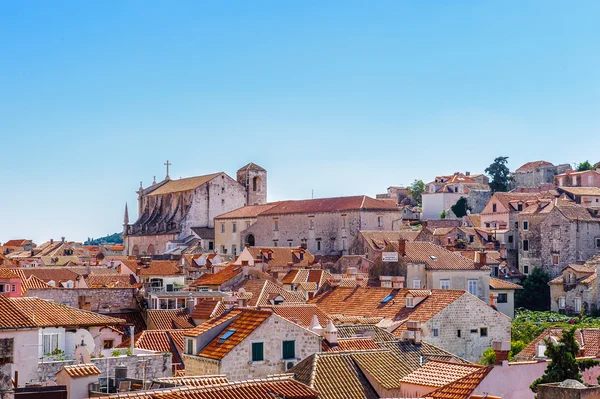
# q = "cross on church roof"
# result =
<box><xmin>164</xmin><ymin>160</ymin><xmax>171</xmax><ymax>180</ymax></box>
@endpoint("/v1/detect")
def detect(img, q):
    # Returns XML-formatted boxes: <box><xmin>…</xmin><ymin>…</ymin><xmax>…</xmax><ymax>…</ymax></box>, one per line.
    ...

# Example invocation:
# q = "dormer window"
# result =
<box><xmin>406</xmin><ymin>297</ymin><xmax>414</xmax><ymax>308</ymax></box>
<box><xmin>518</xmin><ymin>203</ymin><xmax>523</xmax><ymax>212</ymax></box>
<box><xmin>492</xmin><ymin>204</ymin><xmax>497</xmax><ymax>213</ymax></box>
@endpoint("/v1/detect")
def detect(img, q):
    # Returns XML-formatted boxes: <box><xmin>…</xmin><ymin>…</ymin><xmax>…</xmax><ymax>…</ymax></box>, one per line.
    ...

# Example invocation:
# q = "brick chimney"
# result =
<box><xmin>398</xmin><ymin>239</ymin><xmax>406</xmax><ymax>256</ymax></box>
<box><xmin>330</xmin><ymin>275</ymin><xmax>341</xmax><ymax>287</ymax></box>
<box><xmin>391</xmin><ymin>276</ymin><xmax>405</xmax><ymax>289</ymax></box>
<box><xmin>300</xmin><ymin>242</ymin><xmax>307</xmax><ymax>250</ymax></box>
<box><xmin>186</xmin><ymin>295</ymin><xmax>195</xmax><ymax>314</ymax></box>
<box><xmin>489</xmin><ymin>293</ymin><xmax>498</xmax><ymax>307</ymax></box>
<box><xmin>406</xmin><ymin>321</ymin><xmax>422</xmax><ymax>344</ymax></box>
<box><xmin>476</xmin><ymin>251</ymin><xmax>487</xmax><ymax>267</ymax></box>
<box><xmin>493</xmin><ymin>341</ymin><xmax>510</xmax><ymax>365</ymax></box>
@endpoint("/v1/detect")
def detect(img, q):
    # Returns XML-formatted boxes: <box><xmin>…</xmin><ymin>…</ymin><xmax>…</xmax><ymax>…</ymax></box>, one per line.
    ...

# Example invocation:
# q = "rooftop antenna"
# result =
<box><xmin>312</xmin><ymin>190</ymin><xmax>314</xmax><ymax>199</ymax></box>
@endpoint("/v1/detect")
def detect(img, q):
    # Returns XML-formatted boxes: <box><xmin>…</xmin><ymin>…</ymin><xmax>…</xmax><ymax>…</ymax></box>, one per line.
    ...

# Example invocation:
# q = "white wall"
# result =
<box><xmin>0</xmin><ymin>329</ymin><xmax>39</xmax><ymax>386</ymax></box>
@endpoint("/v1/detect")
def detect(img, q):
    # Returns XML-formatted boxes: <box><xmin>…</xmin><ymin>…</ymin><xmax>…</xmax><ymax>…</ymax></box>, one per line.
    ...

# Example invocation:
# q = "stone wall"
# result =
<box><xmin>423</xmin><ymin>293</ymin><xmax>511</xmax><ymax>362</ymax></box>
<box><xmin>466</xmin><ymin>190</ymin><xmax>493</xmax><ymax>215</ymax></box>
<box><xmin>25</xmin><ymin>288</ymin><xmax>136</xmax><ymax>313</ymax></box>
<box><xmin>511</xmin><ymin>164</ymin><xmax>570</xmax><ymax>189</ymax></box>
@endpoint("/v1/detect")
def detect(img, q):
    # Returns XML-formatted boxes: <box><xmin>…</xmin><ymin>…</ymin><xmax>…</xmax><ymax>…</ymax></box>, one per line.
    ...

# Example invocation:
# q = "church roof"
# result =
<box><xmin>238</xmin><ymin>162</ymin><xmax>266</xmax><ymax>172</ymax></box>
<box><xmin>260</xmin><ymin>196</ymin><xmax>399</xmax><ymax>216</ymax></box>
<box><xmin>146</xmin><ymin>173</ymin><xmax>222</xmax><ymax>196</ymax></box>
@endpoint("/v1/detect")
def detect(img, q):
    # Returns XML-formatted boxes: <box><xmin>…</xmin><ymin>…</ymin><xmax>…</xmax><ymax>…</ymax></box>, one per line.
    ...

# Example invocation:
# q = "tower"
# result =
<box><xmin>237</xmin><ymin>162</ymin><xmax>267</xmax><ymax>205</ymax></box>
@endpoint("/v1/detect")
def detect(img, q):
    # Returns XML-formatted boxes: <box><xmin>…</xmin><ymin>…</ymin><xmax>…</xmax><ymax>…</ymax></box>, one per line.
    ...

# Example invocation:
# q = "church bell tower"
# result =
<box><xmin>237</xmin><ymin>163</ymin><xmax>267</xmax><ymax>205</ymax></box>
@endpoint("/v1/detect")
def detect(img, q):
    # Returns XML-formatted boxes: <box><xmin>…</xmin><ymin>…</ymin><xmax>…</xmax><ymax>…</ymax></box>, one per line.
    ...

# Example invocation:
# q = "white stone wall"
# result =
<box><xmin>421</xmin><ymin>293</ymin><xmax>511</xmax><ymax>362</ymax></box>
<box><xmin>426</xmin><ymin>270</ymin><xmax>490</xmax><ymax>302</ymax></box>
<box><xmin>215</xmin><ymin>217</ymin><xmax>257</xmax><ymax>255</ymax></box>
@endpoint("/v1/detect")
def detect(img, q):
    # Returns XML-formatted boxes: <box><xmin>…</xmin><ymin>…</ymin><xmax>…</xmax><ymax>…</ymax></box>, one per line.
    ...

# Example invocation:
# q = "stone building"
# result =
<box><xmin>518</xmin><ymin>199</ymin><xmax>600</xmax><ymax>277</ymax></box>
<box><xmin>555</xmin><ymin>164</ymin><xmax>600</xmax><ymax>188</ymax></box>
<box><xmin>421</xmin><ymin>172</ymin><xmax>490</xmax><ymax>220</ymax></box>
<box><xmin>558</xmin><ymin>187</ymin><xmax>600</xmax><ymax>206</ymax></box>
<box><xmin>241</xmin><ymin>196</ymin><xmax>401</xmax><ymax>256</ymax></box>
<box><xmin>510</xmin><ymin>160</ymin><xmax>570</xmax><ymax>189</ymax></box>
<box><xmin>549</xmin><ymin>257</ymin><xmax>599</xmax><ymax>314</ymax></box>
<box><xmin>123</xmin><ymin>162</ymin><xmax>267</xmax><ymax>256</ymax></box>
<box><xmin>183</xmin><ymin>309</ymin><xmax>321</xmax><ymax>380</ymax></box>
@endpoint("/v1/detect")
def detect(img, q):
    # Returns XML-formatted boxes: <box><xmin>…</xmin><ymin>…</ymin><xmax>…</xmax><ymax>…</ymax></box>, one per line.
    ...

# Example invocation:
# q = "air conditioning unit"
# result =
<box><xmin>283</xmin><ymin>359</ymin><xmax>297</xmax><ymax>371</ymax></box>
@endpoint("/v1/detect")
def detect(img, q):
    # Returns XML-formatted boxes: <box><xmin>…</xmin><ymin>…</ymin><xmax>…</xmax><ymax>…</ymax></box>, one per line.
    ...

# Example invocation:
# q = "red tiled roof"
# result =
<box><xmin>190</xmin><ymin>300</ymin><xmax>226</xmax><ymax>320</ymax></box>
<box><xmin>197</xmin><ymin>309</ymin><xmax>272</xmax><ymax>360</ymax></box>
<box><xmin>184</xmin><ymin>309</ymin><xmax>243</xmax><ymax>337</ymax></box>
<box><xmin>0</xmin><ymin>268</ymin><xmax>19</xmax><ymax>279</ymax></box>
<box><xmin>3</xmin><ymin>240</ymin><xmax>29</xmax><ymax>247</ymax></box>
<box><xmin>515</xmin><ymin>160</ymin><xmax>554</xmax><ymax>173</ymax></box>
<box><xmin>10</xmin><ymin>297</ymin><xmax>125</xmax><ymax>327</ymax></box>
<box><xmin>20</xmin><ymin>268</ymin><xmax>79</xmax><ymax>283</ymax></box>
<box><xmin>138</xmin><ymin>261</ymin><xmax>181</xmax><ymax>276</ymax></box>
<box><xmin>322</xmin><ymin>337</ymin><xmax>380</xmax><ymax>352</ymax></box>
<box><xmin>425</xmin><ymin>366</ymin><xmax>493</xmax><ymax>399</ymax></box>
<box><xmin>215</xmin><ymin>203</ymin><xmax>283</xmax><ymax>219</ymax></box>
<box><xmin>489</xmin><ymin>277</ymin><xmax>522</xmax><ymax>290</ymax></box>
<box><xmin>85</xmin><ymin>274</ymin><xmax>137</xmax><ymax>288</ymax></box>
<box><xmin>400</xmin><ymin>360</ymin><xmax>484</xmax><ymax>387</ymax></box>
<box><xmin>190</xmin><ymin>264</ymin><xmax>242</xmax><ymax>286</ymax></box>
<box><xmin>516</xmin><ymin>328</ymin><xmax>600</xmax><ymax>359</ymax></box>
<box><xmin>0</xmin><ymin>295</ymin><xmax>37</xmax><ymax>329</ymax></box>
<box><xmin>245</xmin><ymin>247</ymin><xmax>315</xmax><ymax>268</ymax></box>
<box><xmin>155</xmin><ymin>375</ymin><xmax>229</xmax><ymax>387</ymax></box>
<box><xmin>105</xmin><ymin>311</ymin><xmax>146</xmax><ymax>334</ymax></box>
<box><xmin>259</xmin><ymin>196</ymin><xmax>399</xmax><ymax>215</ymax></box>
<box><xmin>235</xmin><ymin>279</ymin><xmax>305</xmax><ymax>306</ymax></box>
<box><xmin>146</xmin><ymin>173</ymin><xmax>222</xmax><ymax>196</ymax></box>
<box><xmin>146</xmin><ymin>309</ymin><xmax>195</xmax><ymax>330</ymax></box>
<box><xmin>267</xmin><ymin>304</ymin><xmax>331</xmax><ymax>328</ymax></box>
<box><xmin>57</xmin><ymin>364</ymin><xmax>102</xmax><ymax>378</ymax></box>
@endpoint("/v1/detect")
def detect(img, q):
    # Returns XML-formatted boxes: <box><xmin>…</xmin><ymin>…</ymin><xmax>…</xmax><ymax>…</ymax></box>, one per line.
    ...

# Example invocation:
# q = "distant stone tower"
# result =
<box><xmin>237</xmin><ymin>163</ymin><xmax>267</xmax><ymax>205</ymax></box>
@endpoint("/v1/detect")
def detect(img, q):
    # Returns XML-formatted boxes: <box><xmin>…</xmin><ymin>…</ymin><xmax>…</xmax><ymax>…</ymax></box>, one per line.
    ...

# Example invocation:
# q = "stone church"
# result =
<box><xmin>123</xmin><ymin>162</ymin><xmax>267</xmax><ymax>256</ymax></box>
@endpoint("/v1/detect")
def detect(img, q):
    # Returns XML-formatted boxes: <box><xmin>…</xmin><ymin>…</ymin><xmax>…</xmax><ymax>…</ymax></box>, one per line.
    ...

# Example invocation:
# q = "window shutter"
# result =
<box><xmin>252</xmin><ymin>342</ymin><xmax>264</xmax><ymax>361</ymax></box>
<box><xmin>283</xmin><ymin>340</ymin><xmax>295</xmax><ymax>359</ymax></box>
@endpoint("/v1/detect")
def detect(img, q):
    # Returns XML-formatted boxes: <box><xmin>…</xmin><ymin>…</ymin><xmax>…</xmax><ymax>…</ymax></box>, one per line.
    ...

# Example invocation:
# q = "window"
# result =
<box><xmin>274</xmin><ymin>219</ymin><xmax>279</xmax><ymax>231</ymax></box>
<box><xmin>218</xmin><ymin>329</ymin><xmax>236</xmax><ymax>343</ymax></box>
<box><xmin>252</xmin><ymin>342</ymin><xmax>264</xmax><ymax>361</ymax></box>
<box><xmin>221</xmin><ymin>223</ymin><xmax>225</xmax><ymax>233</ymax></box>
<box><xmin>209</xmin><ymin>241</ymin><xmax>214</xmax><ymax>250</ymax></box>
<box><xmin>469</xmin><ymin>235</ymin><xmax>474</xmax><ymax>243</ymax></box>
<box><xmin>246</xmin><ymin>221</ymin><xmax>251</xmax><ymax>229</ymax></box>
<box><xmin>485</xmin><ymin>223</ymin><xmax>490</xmax><ymax>228</ymax></box>
<box><xmin>309</xmin><ymin>218</ymin><xmax>314</xmax><ymax>230</ymax></box>
<box><xmin>518</xmin><ymin>203</ymin><xmax>523</xmax><ymax>211</ymax></box>
<box><xmin>282</xmin><ymin>340</ymin><xmax>295</xmax><ymax>359</ymax></box>
<box><xmin>274</xmin><ymin>241</ymin><xmax>278</xmax><ymax>247</ymax></box>
<box><xmin>523</xmin><ymin>265</ymin><xmax>529</xmax><ymax>274</ymax></box>
<box><xmin>523</xmin><ymin>240</ymin><xmax>529</xmax><ymax>251</ymax></box>
<box><xmin>413</xmin><ymin>279</ymin><xmax>421</xmax><ymax>289</ymax></box>
<box><xmin>575</xmin><ymin>297</ymin><xmax>582</xmax><ymax>313</ymax></box>
<box><xmin>559</xmin><ymin>296</ymin><xmax>566</xmax><ymax>309</ymax></box>
<box><xmin>288</xmin><ymin>242</ymin><xmax>292</xmax><ymax>247</ymax></box>
<box><xmin>381</xmin><ymin>295</ymin><xmax>394</xmax><ymax>304</ymax></box>
<box><xmin>468</xmin><ymin>280</ymin><xmax>478</xmax><ymax>296</ymax></box>
<box><xmin>342</xmin><ymin>216</ymin><xmax>347</xmax><ymax>228</ymax></box>
<box><xmin>523</xmin><ymin>221</ymin><xmax>529</xmax><ymax>231</ymax></box>
<box><xmin>11</xmin><ymin>285</ymin><xmax>15</xmax><ymax>292</ymax></box>
<box><xmin>508</xmin><ymin>235</ymin><xmax>513</xmax><ymax>244</ymax></box>
<box><xmin>43</xmin><ymin>333</ymin><xmax>59</xmax><ymax>355</ymax></box>
<box><xmin>498</xmin><ymin>293</ymin><xmax>508</xmax><ymax>303</ymax></box>
<box><xmin>221</xmin><ymin>199</ymin><xmax>225</xmax><ymax>206</ymax></box>
<box><xmin>186</xmin><ymin>339</ymin><xmax>194</xmax><ymax>355</ymax></box>
<box><xmin>596</xmin><ymin>238</ymin><xmax>600</xmax><ymax>248</ymax></box>
<box><xmin>377</xmin><ymin>216</ymin><xmax>383</xmax><ymax>228</ymax></box>
<box><xmin>440</xmin><ymin>279</ymin><xmax>450</xmax><ymax>290</ymax></box>
<box><xmin>492</xmin><ymin>204</ymin><xmax>497</xmax><ymax>213</ymax></box>
<box><xmin>457</xmin><ymin>330</ymin><xmax>461</xmax><ymax>338</ymax></box>
<box><xmin>493</xmin><ymin>266</ymin><xmax>499</xmax><ymax>277</ymax></box>
<box><xmin>406</xmin><ymin>297</ymin><xmax>414</xmax><ymax>308</ymax></box>
<box><xmin>103</xmin><ymin>340</ymin><xmax>114</xmax><ymax>349</ymax></box>
<box><xmin>232</xmin><ymin>245</ymin><xmax>237</xmax><ymax>256</ymax></box>
<box><xmin>232</xmin><ymin>223</ymin><xmax>237</xmax><ymax>233</ymax></box>
<box><xmin>317</xmin><ymin>241</ymin><xmax>321</xmax><ymax>251</ymax></box>
<box><xmin>552</xmin><ymin>255</ymin><xmax>559</xmax><ymax>265</ymax></box>
<box><xmin>432</xmin><ymin>327</ymin><xmax>439</xmax><ymax>337</ymax></box>
<box><xmin>480</xmin><ymin>327</ymin><xmax>488</xmax><ymax>337</ymax></box>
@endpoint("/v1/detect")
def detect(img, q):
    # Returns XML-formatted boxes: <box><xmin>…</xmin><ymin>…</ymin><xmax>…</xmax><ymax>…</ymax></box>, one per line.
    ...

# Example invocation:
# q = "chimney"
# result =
<box><xmin>398</xmin><ymin>239</ymin><xmax>406</xmax><ymax>256</ymax></box>
<box><xmin>129</xmin><ymin>325</ymin><xmax>135</xmax><ymax>355</ymax></box>
<box><xmin>379</xmin><ymin>276</ymin><xmax>392</xmax><ymax>288</ymax></box>
<box><xmin>346</xmin><ymin>267</ymin><xmax>358</xmax><ymax>277</ymax></box>
<box><xmin>50</xmin><ymin>238</ymin><xmax>54</xmax><ymax>244</ymax></box>
<box><xmin>406</xmin><ymin>321</ymin><xmax>422</xmax><ymax>344</ymax></box>
<box><xmin>61</xmin><ymin>237</ymin><xmax>65</xmax><ymax>243</ymax></box>
<box><xmin>466</xmin><ymin>171</ymin><xmax>471</xmax><ymax>176</ymax></box>
<box><xmin>493</xmin><ymin>341</ymin><xmax>510</xmax><ymax>365</ymax></box>
<box><xmin>135</xmin><ymin>267</ymin><xmax>141</xmax><ymax>277</ymax></box>
<box><xmin>310</xmin><ymin>315</ymin><xmax>323</xmax><ymax>336</ymax></box>
<box><xmin>391</xmin><ymin>276</ymin><xmax>405</xmax><ymax>289</ymax></box>
<box><xmin>475</xmin><ymin>251</ymin><xmax>487</xmax><ymax>267</ymax></box>
<box><xmin>323</xmin><ymin>320</ymin><xmax>338</xmax><ymax>345</ymax></box>
<box><xmin>300</xmin><ymin>242</ymin><xmax>307</xmax><ymax>250</ymax></box>
<box><xmin>186</xmin><ymin>295</ymin><xmax>195</xmax><ymax>314</ymax></box>
<box><xmin>489</xmin><ymin>293</ymin><xmax>498</xmax><ymax>307</ymax></box>
<box><xmin>331</xmin><ymin>275</ymin><xmax>341</xmax><ymax>287</ymax></box>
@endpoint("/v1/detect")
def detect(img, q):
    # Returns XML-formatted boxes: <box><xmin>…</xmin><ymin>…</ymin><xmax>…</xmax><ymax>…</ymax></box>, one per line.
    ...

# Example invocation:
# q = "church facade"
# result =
<box><xmin>123</xmin><ymin>162</ymin><xmax>267</xmax><ymax>256</ymax></box>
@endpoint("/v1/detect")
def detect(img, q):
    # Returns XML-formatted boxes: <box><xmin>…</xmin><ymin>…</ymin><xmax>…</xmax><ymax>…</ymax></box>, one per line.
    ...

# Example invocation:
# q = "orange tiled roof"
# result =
<box><xmin>146</xmin><ymin>309</ymin><xmax>195</xmax><ymax>330</ymax></box>
<box><xmin>184</xmin><ymin>309</ymin><xmax>243</xmax><ymax>337</ymax></box>
<box><xmin>424</xmin><ymin>366</ymin><xmax>493</xmax><ymax>399</ymax></box>
<box><xmin>10</xmin><ymin>297</ymin><xmax>125</xmax><ymax>327</ymax></box>
<box><xmin>259</xmin><ymin>195</ymin><xmax>399</xmax><ymax>215</ymax></box>
<box><xmin>489</xmin><ymin>277</ymin><xmax>523</xmax><ymax>290</ymax></box>
<box><xmin>20</xmin><ymin>268</ymin><xmax>79</xmax><ymax>283</ymax></box>
<box><xmin>190</xmin><ymin>264</ymin><xmax>242</xmax><ymax>286</ymax></box>
<box><xmin>3</xmin><ymin>240</ymin><xmax>29</xmax><ymax>247</ymax></box>
<box><xmin>0</xmin><ymin>295</ymin><xmax>37</xmax><ymax>330</ymax></box>
<box><xmin>400</xmin><ymin>360</ymin><xmax>484</xmax><ymax>387</ymax></box>
<box><xmin>57</xmin><ymin>363</ymin><xmax>102</xmax><ymax>378</ymax></box>
<box><xmin>138</xmin><ymin>261</ymin><xmax>181</xmax><ymax>277</ymax></box>
<box><xmin>146</xmin><ymin>173</ymin><xmax>222</xmax><ymax>196</ymax></box>
<box><xmin>516</xmin><ymin>327</ymin><xmax>600</xmax><ymax>359</ymax></box>
<box><xmin>267</xmin><ymin>304</ymin><xmax>331</xmax><ymax>328</ymax></box>
<box><xmin>245</xmin><ymin>247</ymin><xmax>316</xmax><ymax>268</ymax></box>
<box><xmin>85</xmin><ymin>274</ymin><xmax>137</xmax><ymax>288</ymax></box>
<box><xmin>197</xmin><ymin>309</ymin><xmax>271</xmax><ymax>360</ymax></box>
<box><xmin>105</xmin><ymin>311</ymin><xmax>146</xmax><ymax>334</ymax></box>
<box><xmin>155</xmin><ymin>375</ymin><xmax>229</xmax><ymax>387</ymax></box>
<box><xmin>215</xmin><ymin>202</ymin><xmax>283</xmax><ymax>219</ymax></box>
<box><xmin>515</xmin><ymin>160</ymin><xmax>554</xmax><ymax>172</ymax></box>
<box><xmin>0</xmin><ymin>268</ymin><xmax>19</xmax><ymax>279</ymax></box>
<box><xmin>235</xmin><ymin>279</ymin><xmax>306</xmax><ymax>306</ymax></box>
<box><xmin>190</xmin><ymin>300</ymin><xmax>226</xmax><ymax>320</ymax></box>
<box><xmin>322</xmin><ymin>337</ymin><xmax>380</xmax><ymax>352</ymax></box>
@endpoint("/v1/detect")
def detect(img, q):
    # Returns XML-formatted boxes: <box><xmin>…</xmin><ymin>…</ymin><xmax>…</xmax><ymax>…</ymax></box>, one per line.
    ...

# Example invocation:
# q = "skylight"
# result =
<box><xmin>218</xmin><ymin>329</ymin><xmax>236</xmax><ymax>343</ymax></box>
<box><xmin>380</xmin><ymin>295</ymin><xmax>394</xmax><ymax>304</ymax></box>
<box><xmin>429</xmin><ymin>255</ymin><xmax>438</xmax><ymax>261</ymax></box>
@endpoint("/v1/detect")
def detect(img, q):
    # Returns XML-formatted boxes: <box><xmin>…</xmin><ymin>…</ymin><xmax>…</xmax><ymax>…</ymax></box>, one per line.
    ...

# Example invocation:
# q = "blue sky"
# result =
<box><xmin>1</xmin><ymin>1</ymin><xmax>599</xmax><ymax>243</ymax></box>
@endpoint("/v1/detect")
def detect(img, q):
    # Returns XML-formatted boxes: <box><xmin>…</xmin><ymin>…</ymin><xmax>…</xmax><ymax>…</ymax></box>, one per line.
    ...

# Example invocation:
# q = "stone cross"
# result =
<box><xmin>164</xmin><ymin>160</ymin><xmax>171</xmax><ymax>179</ymax></box>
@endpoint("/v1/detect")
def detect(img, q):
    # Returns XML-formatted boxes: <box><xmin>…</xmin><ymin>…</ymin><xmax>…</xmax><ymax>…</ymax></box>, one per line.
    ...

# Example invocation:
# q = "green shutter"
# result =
<box><xmin>282</xmin><ymin>340</ymin><xmax>295</xmax><ymax>359</ymax></box>
<box><xmin>252</xmin><ymin>342</ymin><xmax>264</xmax><ymax>361</ymax></box>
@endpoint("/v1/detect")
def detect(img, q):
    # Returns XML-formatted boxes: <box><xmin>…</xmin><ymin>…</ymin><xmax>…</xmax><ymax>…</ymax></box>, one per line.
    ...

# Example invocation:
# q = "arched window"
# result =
<box><xmin>253</xmin><ymin>176</ymin><xmax>260</xmax><ymax>192</ymax></box>
<box><xmin>147</xmin><ymin>244</ymin><xmax>155</xmax><ymax>255</ymax></box>
<box><xmin>132</xmin><ymin>245</ymin><xmax>139</xmax><ymax>257</ymax></box>
<box><xmin>246</xmin><ymin>234</ymin><xmax>255</xmax><ymax>247</ymax></box>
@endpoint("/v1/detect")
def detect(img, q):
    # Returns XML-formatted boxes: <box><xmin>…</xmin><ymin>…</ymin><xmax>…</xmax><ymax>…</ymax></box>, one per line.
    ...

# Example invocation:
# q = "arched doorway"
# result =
<box><xmin>147</xmin><ymin>244</ymin><xmax>156</xmax><ymax>255</ymax></box>
<box><xmin>246</xmin><ymin>234</ymin><xmax>255</xmax><ymax>247</ymax></box>
<box><xmin>132</xmin><ymin>245</ymin><xmax>139</xmax><ymax>257</ymax></box>
<box><xmin>252</xmin><ymin>176</ymin><xmax>261</xmax><ymax>192</ymax></box>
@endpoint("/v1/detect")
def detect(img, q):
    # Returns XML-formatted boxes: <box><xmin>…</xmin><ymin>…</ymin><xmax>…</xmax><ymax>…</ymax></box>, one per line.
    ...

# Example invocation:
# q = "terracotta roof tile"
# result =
<box><xmin>214</xmin><ymin>202</ymin><xmax>282</xmax><ymax>219</ymax></box>
<box><xmin>85</xmin><ymin>274</ymin><xmax>137</xmax><ymax>288</ymax></box>
<box><xmin>515</xmin><ymin>160</ymin><xmax>554</xmax><ymax>173</ymax></box>
<box><xmin>138</xmin><ymin>261</ymin><xmax>181</xmax><ymax>277</ymax></box>
<box><xmin>190</xmin><ymin>264</ymin><xmax>242</xmax><ymax>286</ymax></box>
<box><xmin>425</xmin><ymin>366</ymin><xmax>493</xmax><ymax>399</ymax></box>
<box><xmin>235</xmin><ymin>279</ymin><xmax>305</xmax><ymax>306</ymax></box>
<box><xmin>58</xmin><ymin>363</ymin><xmax>102</xmax><ymax>378</ymax></box>
<box><xmin>0</xmin><ymin>295</ymin><xmax>37</xmax><ymax>329</ymax></box>
<box><xmin>20</xmin><ymin>268</ymin><xmax>79</xmax><ymax>283</ymax></box>
<box><xmin>146</xmin><ymin>173</ymin><xmax>222</xmax><ymax>196</ymax></box>
<box><xmin>245</xmin><ymin>247</ymin><xmax>315</xmax><ymax>269</ymax></box>
<box><xmin>106</xmin><ymin>311</ymin><xmax>146</xmax><ymax>334</ymax></box>
<box><xmin>10</xmin><ymin>297</ymin><xmax>124</xmax><ymax>327</ymax></box>
<box><xmin>146</xmin><ymin>309</ymin><xmax>195</xmax><ymax>330</ymax></box>
<box><xmin>155</xmin><ymin>375</ymin><xmax>229</xmax><ymax>387</ymax></box>
<box><xmin>267</xmin><ymin>304</ymin><xmax>331</xmax><ymax>328</ymax></box>
<box><xmin>516</xmin><ymin>327</ymin><xmax>600</xmax><ymax>359</ymax></box>
<box><xmin>197</xmin><ymin>309</ymin><xmax>272</xmax><ymax>360</ymax></box>
<box><xmin>399</xmin><ymin>360</ymin><xmax>483</xmax><ymax>387</ymax></box>
<box><xmin>489</xmin><ymin>277</ymin><xmax>523</xmax><ymax>290</ymax></box>
<box><xmin>259</xmin><ymin>195</ymin><xmax>399</xmax><ymax>216</ymax></box>
<box><xmin>184</xmin><ymin>309</ymin><xmax>243</xmax><ymax>337</ymax></box>
<box><xmin>323</xmin><ymin>337</ymin><xmax>380</xmax><ymax>352</ymax></box>
<box><xmin>0</xmin><ymin>268</ymin><xmax>19</xmax><ymax>279</ymax></box>
<box><xmin>190</xmin><ymin>300</ymin><xmax>226</xmax><ymax>320</ymax></box>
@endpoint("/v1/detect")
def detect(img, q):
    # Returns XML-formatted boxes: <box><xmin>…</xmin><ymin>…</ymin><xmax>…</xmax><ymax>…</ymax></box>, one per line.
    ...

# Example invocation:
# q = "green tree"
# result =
<box><xmin>530</xmin><ymin>327</ymin><xmax>599</xmax><ymax>392</ymax></box>
<box><xmin>440</xmin><ymin>210</ymin><xmax>446</xmax><ymax>219</ymax></box>
<box><xmin>575</xmin><ymin>161</ymin><xmax>595</xmax><ymax>171</ymax></box>
<box><xmin>408</xmin><ymin>179</ymin><xmax>426</xmax><ymax>205</ymax></box>
<box><xmin>515</xmin><ymin>268</ymin><xmax>550</xmax><ymax>311</ymax></box>
<box><xmin>485</xmin><ymin>156</ymin><xmax>511</xmax><ymax>192</ymax></box>
<box><xmin>450</xmin><ymin>197</ymin><xmax>470</xmax><ymax>218</ymax></box>
<box><xmin>479</xmin><ymin>341</ymin><xmax>527</xmax><ymax>365</ymax></box>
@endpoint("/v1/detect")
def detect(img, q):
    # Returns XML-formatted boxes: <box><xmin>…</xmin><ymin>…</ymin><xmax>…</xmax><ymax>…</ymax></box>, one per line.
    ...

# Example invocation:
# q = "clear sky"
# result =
<box><xmin>1</xmin><ymin>1</ymin><xmax>599</xmax><ymax>243</ymax></box>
